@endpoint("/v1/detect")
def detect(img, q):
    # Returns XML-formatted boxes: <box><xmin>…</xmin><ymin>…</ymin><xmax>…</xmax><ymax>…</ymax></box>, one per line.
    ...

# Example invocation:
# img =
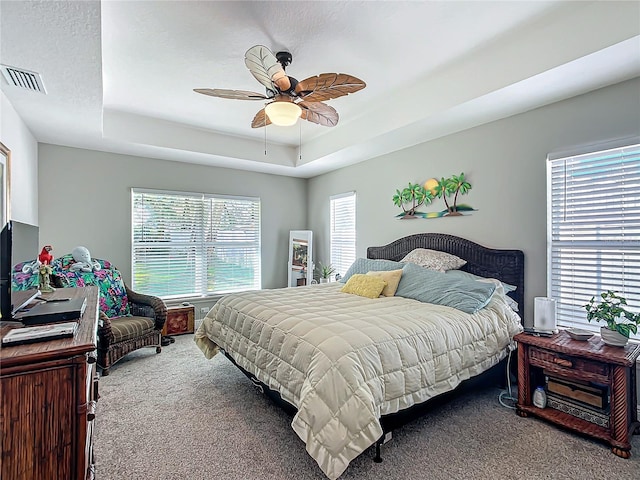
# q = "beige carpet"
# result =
<box><xmin>94</xmin><ymin>335</ymin><xmax>640</xmax><ymax>480</ymax></box>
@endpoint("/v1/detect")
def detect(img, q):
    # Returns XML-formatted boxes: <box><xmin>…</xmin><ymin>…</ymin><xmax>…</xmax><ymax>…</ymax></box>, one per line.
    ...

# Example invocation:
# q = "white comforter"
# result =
<box><xmin>195</xmin><ymin>282</ymin><xmax>522</xmax><ymax>479</ymax></box>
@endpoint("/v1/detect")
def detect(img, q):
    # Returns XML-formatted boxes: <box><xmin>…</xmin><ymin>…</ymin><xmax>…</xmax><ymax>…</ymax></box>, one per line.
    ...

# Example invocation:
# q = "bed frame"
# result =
<box><xmin>222</xmin><ymin>233</ymin><xmax>525</xmax><ymax>463</ymax></box>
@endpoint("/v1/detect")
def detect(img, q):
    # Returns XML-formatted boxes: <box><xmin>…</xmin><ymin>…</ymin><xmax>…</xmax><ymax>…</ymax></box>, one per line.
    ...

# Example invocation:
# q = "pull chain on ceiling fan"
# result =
<box><xmin>194</xmin><ymin>45</ymin><xmax>366</xmax><ymax>128</ymax></box>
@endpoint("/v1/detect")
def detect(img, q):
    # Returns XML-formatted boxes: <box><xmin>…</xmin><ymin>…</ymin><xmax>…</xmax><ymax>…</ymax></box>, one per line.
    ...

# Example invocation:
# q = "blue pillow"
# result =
<box><xmin>340</xmin><ymin>258</ymin><xmax>405</xmax><ymax>283</ymax></box>
<box><xmin>445</xmin><ymin>269</ymin><xmax>517</xmax><ymax>293</ymax></box>
<box><xmin>395</xmin><ymin>263</ymin><xmax>496</xmax><ymax>314</ymax></box>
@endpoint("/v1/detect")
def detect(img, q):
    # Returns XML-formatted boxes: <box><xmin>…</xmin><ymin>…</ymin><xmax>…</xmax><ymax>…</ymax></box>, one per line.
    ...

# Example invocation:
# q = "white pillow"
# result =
<box><xmin>401</xmin><ymin>248</ymin><xmax>466</xmax><ymax>272</ymax></box>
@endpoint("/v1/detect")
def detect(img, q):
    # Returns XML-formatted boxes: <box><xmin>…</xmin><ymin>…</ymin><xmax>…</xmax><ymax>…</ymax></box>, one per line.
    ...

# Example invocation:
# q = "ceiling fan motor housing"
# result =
<box><xmin>275</xmin><ymin>51</ymin><xmax>293</xmax><ymax>69</ymax></box>
<box><xmin>282</xmin><ymin>76</ymin><xmax>298</xmax><ymax>96</ymax></box>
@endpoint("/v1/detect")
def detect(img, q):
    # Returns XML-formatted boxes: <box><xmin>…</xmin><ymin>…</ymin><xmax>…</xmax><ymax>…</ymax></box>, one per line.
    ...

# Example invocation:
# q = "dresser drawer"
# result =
<box><xmin>529</xmin><ymin>346</ymin><xmax>609</xmax><ymax>381</ymax></box>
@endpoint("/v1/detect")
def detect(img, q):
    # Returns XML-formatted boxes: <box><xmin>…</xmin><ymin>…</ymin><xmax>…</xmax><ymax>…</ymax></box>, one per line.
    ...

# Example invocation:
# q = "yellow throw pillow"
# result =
<box><xmin>341</xmin><ymin>274</ymin><xmax>387</xmax><ymax>299</ymax></box>
<box><xmin>367</xmin><ymin>269</ymin><xmax>403</xmax><ymax>297</ymax></box>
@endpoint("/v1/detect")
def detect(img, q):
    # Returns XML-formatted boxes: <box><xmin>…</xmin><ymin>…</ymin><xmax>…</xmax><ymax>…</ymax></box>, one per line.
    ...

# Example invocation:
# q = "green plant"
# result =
<box><xmin>584</xmin><ymin>290</ymin><xmax>640</xmax><ymax>338</ymax></box>
<box><xmin>392</xmin><ymin>182</ymin><xmax>433</xmax><ymax>217</ymax></box>
<box><xmin>316</xmin><ymin>262</ymin><xmax>336</xmax><ymax>279</ymax></box>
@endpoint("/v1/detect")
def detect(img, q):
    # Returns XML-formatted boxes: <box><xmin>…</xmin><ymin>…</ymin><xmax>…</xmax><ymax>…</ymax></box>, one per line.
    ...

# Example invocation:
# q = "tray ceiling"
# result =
<box><xmin>1</xmin><ymin>1</ymin><xmax>639</xmax><ymax>177</ymax></box>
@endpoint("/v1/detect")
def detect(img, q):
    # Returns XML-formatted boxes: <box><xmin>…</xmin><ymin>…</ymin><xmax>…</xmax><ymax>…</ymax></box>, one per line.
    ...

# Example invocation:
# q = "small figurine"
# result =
<box><xmin>39</xmin><ymin>245</ymin><xmax>54</xmax><ymax>265</ymax></box>
<box><xmin>38</xmin><ymin>263</ymin><xmax>55</xmax><ymax>293</ymax></box>
<box><xmin>69</xmin><ymin>246</ymin><xmax>101</xmax><ymax>273</ymax></box>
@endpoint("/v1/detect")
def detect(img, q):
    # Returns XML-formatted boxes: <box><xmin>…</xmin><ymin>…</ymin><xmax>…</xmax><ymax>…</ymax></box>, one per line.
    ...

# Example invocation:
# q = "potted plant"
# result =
<box><xmin>584</xmin><ymin>290</ymin><xmax>640</xmax><ymax>347</ymax></box>
<box><xmin>316</xmin><ymin>262</ymin><xmax>336</xmax><ymax>284</ymax></box>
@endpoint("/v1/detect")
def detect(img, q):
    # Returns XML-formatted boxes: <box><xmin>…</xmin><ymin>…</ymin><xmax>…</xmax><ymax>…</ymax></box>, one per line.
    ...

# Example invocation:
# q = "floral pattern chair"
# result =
<box><xmin>50</xmin><ymin>254</ymin><xmax>167</xmax><ymax>375</ymax></box>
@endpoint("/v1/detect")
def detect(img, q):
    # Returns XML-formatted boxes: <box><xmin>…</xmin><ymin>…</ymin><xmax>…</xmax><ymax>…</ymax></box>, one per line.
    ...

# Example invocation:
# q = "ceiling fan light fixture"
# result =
<box><xmin>265</xmin><ymin>101</ymin><xmax>302</xmax><ymax>126</ymax></box>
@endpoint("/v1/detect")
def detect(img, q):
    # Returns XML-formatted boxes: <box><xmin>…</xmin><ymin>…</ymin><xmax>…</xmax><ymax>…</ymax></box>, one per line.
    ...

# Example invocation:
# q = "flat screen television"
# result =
<box><xmin>0</xmin><ymin>220</ymin><xmax>41</xmax><ymax>320</ymax></box>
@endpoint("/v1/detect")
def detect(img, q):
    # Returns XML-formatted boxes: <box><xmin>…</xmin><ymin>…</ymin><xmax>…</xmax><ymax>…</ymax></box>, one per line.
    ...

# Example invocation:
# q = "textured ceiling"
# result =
<box><xmin>1</xmin><ymin>1</ymin><xmax>639</xmax><ymax>177</ymax></box>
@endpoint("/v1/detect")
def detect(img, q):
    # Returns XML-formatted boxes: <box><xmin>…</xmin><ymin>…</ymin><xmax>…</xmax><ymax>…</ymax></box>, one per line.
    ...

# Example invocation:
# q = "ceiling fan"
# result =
<box><xmin>194</xmin><ymin>45</ymin><xmax>366</xmax><ymax>128</ymax></box>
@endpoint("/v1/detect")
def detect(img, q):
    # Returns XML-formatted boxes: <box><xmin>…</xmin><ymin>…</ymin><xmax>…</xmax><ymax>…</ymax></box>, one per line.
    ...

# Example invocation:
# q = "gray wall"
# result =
<box><xmin>307</xmin><ymin>78</ymin><xmax>640</xmax><ymax>327</ymax></box>
<box><xmin>1</xmin><ymin>91</ymin><xmax>39</xmax><ymax>226</ymax></box>
<box><xmin>38</xmin><ymin>145</ymin><xmax>307</xmax><ymax>293</ymax></box>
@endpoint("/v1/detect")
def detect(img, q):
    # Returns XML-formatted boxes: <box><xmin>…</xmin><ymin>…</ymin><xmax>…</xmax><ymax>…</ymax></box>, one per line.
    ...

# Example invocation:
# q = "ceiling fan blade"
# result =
<box><xmin>295</xmin><ymin>73</ymin><xmax>366</xmax><ymax>102</ymax></box>
<box><xmin>251</xmin><ymin>108</ymin><xmax>272</xmax><ymax>128</ymax></box>
<box><xmin>193</xmin><ymin>88</ymin><xmax>269</xmax><ymax>100</ymax></box>
<box><xmin>244</xmin><ymin>45</ymin><xmax>284</xmax><ymax>94</ymax></box>
<box><xmin>299</xmin><ymin>101</ymin><xmax>339</xmax><ymax>127</ymax></box>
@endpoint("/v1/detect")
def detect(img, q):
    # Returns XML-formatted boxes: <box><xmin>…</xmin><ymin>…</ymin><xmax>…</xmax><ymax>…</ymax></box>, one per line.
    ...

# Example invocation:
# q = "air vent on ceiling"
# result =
<box><xmin>0</xmin><ymin>64</ymin><xmax>46</xmax><ymax>94</ymax></box>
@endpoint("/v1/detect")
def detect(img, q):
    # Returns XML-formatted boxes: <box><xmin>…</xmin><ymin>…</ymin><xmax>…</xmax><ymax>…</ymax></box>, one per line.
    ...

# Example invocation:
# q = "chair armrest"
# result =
<box><xmin>98</xmin><ymin>311</ymin><xmax>115</xmax><ymax>347</ymax></box>
<box><xmin>125</xmin><ymin>285</ymin><xmax>167</xmax><ymax>330</ymax></box>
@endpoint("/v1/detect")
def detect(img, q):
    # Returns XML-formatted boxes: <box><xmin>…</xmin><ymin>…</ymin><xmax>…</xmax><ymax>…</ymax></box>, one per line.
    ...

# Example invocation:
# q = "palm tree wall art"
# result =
<box><xmin>392</xmin><ymin>173</ymin><xmax>474</xmax><ymax>219</ymax></box>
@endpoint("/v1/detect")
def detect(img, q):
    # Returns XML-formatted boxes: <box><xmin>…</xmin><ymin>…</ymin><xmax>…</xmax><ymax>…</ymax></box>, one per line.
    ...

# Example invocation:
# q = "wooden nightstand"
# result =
<box><xmin>515</xmin><ymin>330</ymin><xmax>640</xmax><ymax>458</ymax></box>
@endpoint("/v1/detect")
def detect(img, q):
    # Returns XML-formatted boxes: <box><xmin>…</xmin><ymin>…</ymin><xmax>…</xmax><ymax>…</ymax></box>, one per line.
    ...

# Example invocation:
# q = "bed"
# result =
<box><xmin>195</xmin><ymin>233</ymin><xmax>524</xmax><ymax>479</ymax></box>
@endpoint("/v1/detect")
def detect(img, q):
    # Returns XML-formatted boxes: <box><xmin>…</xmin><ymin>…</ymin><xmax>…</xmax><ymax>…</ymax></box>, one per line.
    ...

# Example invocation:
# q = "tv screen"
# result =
<box><xmin>12</xmin><ymin>220</ymin><xmax>40</xmax><ymax>265</ymax></box>
<box><xmin>0</xmin><ymin>220</ymin><xmax>40</xmax><ymax>320</ymax></box>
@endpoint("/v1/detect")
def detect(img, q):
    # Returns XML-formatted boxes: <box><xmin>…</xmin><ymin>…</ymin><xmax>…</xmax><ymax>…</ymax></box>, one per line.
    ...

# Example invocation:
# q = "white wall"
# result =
<box><xmin>37</xmin><ymin>145</ymin><xmax>307</xmax><ymax>290</ymax></box>
<box><xmin>0</xmin><ymin>91</ymin><xmax>38</xmax><ymax>225</ymax></box>
<box><xmin>307</xmin><ymin>78</ymin><xmax>640</xmax><ymax>327</ymax></box>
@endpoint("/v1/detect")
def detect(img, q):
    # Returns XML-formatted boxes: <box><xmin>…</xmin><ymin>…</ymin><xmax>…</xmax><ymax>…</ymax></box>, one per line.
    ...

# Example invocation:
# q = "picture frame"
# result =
<box><xmin>0</xmin><ymin>142</ymin><xmax>10</xmax><ymax>226</ymax></box>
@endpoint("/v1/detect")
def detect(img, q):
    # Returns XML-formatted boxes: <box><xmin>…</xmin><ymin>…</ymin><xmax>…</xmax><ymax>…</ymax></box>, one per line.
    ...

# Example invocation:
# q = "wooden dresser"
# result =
<box><xmin>1</xmin><ymin>286</ymin><xmax>99</xmax><ymax>480</ymax></box>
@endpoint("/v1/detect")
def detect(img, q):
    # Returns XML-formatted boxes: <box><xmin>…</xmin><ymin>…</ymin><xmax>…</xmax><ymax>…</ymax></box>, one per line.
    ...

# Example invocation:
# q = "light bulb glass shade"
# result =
<box><xmin>265</xmin><ymin>101</ymin><xmax>302</xmax><ymax>126</ymax></box>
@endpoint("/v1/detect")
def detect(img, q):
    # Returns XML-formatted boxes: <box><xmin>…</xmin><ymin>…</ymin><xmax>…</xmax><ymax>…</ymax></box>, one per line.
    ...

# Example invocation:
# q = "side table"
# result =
<box><xmin>161</xmin><ymin>304</ymin><xmax>195</xmax><ymax>337</ymax></box>
<box><xmin>515</xmin><ymin>330</ymin><xmax>640</xmax><ymax>458</ymax></box>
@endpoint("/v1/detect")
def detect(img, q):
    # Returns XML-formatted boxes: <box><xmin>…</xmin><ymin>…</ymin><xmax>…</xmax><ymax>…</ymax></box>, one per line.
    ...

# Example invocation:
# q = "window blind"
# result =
<box><xmin>132</xmin><ymin>189</ymin><xmax>261</xmax><ymax>299</ymax></box>
<box><xmin>547</xmin><ymin>143</ymin><xmax>640</xmax><ymax>338</ymax></box>
<box><xmin>330</xmin><ymin>192</ymin><xmax>356</xmax><ymax>278</ymax></box>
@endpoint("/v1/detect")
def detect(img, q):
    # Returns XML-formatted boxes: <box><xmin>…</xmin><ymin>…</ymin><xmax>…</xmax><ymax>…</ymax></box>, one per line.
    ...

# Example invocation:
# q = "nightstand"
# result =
<box><xmin>515</xmin><ymin>330</ymin><xmax>640</xmax><ymax>458</ymax></box>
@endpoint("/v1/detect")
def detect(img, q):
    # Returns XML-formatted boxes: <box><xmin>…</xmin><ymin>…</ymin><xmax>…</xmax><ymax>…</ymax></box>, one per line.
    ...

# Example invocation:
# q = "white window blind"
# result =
<box><xmin>547</xmin><ymin>143</ymin><xmax>640</xmax><ymax>338</ymax></box>
<box><xmin>330</xmin><ymin>192</ymin><xmax>356</xmax><ymax>278</ymax></box>
<box><xmin>132</xmin><ymin>189</ymin><xmax>261</xmax><ymax>299</ymax></box>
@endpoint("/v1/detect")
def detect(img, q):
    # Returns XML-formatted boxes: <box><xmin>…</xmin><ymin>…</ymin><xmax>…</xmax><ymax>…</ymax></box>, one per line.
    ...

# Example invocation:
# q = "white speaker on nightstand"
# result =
<box><xmin>534</xmin><ymin>297</ymin><xmax>557</xmax><ymax>333</ymax></box>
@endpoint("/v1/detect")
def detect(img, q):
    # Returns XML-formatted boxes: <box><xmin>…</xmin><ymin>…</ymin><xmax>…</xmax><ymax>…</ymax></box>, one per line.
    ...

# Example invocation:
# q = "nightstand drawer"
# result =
<box><xmin>529</xmin><ymin>346</ymin><xmax>609</xmax><ymax>379</ymax></box>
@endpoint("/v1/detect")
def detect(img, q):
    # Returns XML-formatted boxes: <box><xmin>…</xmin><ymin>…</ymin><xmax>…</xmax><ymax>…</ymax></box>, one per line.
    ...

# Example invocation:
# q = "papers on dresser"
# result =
<box><xmin>1</xmin><ymin>322</ymin><xmax>78</xmax><ymax>346</ymax></box>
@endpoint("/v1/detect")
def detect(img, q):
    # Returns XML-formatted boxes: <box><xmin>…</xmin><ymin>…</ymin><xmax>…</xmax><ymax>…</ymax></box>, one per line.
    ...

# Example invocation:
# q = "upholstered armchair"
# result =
<box><xmin>51</xmin><ymin>254</ymin><xmax>167</xmax><ymax>376</ymax></box>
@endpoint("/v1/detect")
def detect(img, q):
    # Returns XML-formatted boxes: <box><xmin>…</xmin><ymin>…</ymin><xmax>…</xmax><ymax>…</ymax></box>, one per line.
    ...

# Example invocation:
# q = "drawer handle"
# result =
<box><xmin>87</xmin><ymin>400</ymin><xmax>97</xmax><ymax>421</ymax></box>
<box><xmin>553</xmin><ymin>357</ymin><xmax>573</xmax><ymax>368</ymax></box>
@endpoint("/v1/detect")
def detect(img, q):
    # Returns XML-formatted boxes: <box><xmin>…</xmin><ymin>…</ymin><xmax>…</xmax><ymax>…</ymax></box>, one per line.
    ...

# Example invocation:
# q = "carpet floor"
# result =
<box><xmin>94</xmin><ymin>335</ymin><xmax>640</xmax><ymax>480</ymax></box>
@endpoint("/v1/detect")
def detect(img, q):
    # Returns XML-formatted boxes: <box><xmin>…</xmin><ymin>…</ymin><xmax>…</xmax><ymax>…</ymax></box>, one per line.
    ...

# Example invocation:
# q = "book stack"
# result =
<box><xmin>544</xmin><ymin>373</ymin><xmax>610</xmax><ymax>428</ymax></box>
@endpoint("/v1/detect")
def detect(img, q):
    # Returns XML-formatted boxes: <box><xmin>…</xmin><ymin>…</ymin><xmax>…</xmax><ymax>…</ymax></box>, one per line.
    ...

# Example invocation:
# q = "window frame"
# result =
<box><xmin>330</xmin><ymin>191</ymin><xmax>356</xmax><ymax>279</ymax></box>
<box><xmin>131</xmin><ymin>188</ymin><xmax>261</xmax><ymax>300</ymax></box>
<box><xmin>546</xmin><ymin>141</ymin><xmax>640</xmax><ymax>339</ymax></box>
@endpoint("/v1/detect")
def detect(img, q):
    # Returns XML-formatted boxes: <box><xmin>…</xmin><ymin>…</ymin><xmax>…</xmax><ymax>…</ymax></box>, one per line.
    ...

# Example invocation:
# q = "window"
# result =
<box><xmin>132</xmin><ymin>189</ymin><xmax>261</xmax><ymax>299</ymax></box>
<box><xmin>330</xmin><ymin>192</ymin><xmax>356</xmax><ymax>278</ymax></box>
<box><xmin>547</xmin><ymin>143</ymin><xmax>640</xmax><ymax>338</ymax></box>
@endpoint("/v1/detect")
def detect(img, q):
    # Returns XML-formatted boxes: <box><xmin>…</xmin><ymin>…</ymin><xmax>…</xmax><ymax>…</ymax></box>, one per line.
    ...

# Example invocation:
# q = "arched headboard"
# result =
<box><xmin>367</xmin><ymin>233</ymin><xmax>525</xmax><ymax>322</ymax></box>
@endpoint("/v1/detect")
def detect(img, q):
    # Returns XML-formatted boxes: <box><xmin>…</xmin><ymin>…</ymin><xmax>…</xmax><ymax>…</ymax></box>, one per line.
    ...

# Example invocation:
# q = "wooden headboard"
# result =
<box><xmin>367</xmin><ymin>233</ymin><xmax>525</xmax><ymax>323</ymax></box>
